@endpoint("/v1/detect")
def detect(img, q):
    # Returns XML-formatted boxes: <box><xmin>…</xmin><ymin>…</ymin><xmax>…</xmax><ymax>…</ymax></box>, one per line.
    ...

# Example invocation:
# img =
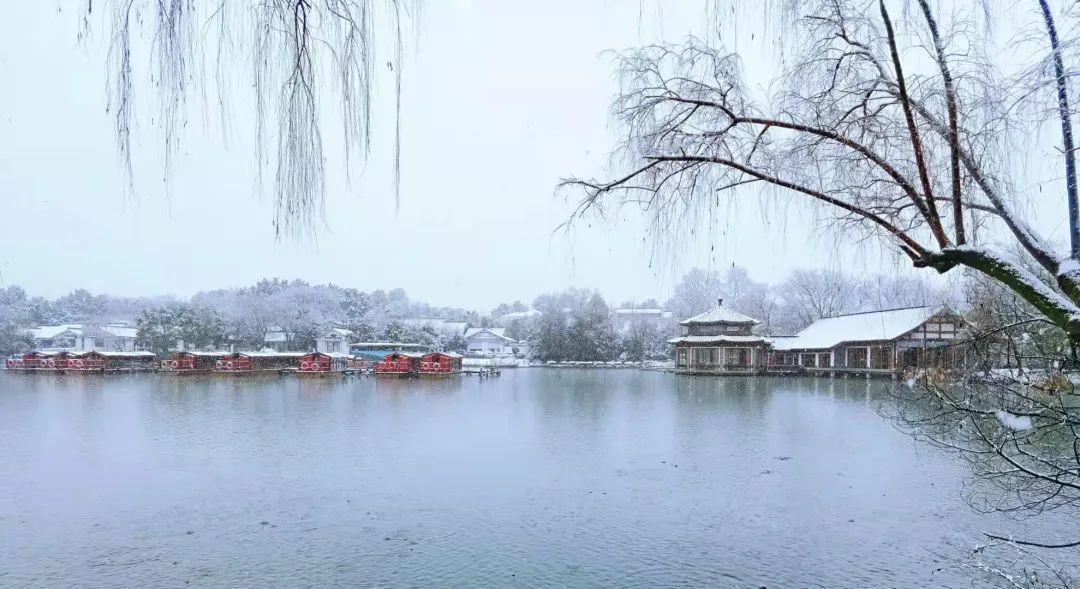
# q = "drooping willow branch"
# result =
<box><xmin>88</xmin><ymin>0</ymin><xmax>413</xmax><ymax>238</ymax></box>
<box><xmin>562</xmin><ymin>0</ymin><xmax>1080</xmax><ymax>343</ymax></box>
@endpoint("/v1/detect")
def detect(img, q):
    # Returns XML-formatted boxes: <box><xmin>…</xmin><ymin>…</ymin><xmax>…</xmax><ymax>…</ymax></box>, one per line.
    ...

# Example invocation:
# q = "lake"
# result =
<box><xmin>0</xmin><ymin>369</ymin><xmax>1060</xmax><ymax>587</ymax></box>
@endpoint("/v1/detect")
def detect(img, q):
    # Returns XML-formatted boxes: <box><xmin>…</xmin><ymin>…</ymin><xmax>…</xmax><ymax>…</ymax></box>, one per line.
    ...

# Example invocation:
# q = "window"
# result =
<box><xmin>727</xmin><ymin>348</ymin><xmax>749</xmax><ymax>367</ymax></box>
<box><xmin>846</xmin><ymin>347</ymin><xmax>867</xmax><ymax>367</ymax></box>
<box><xmin>692</xmin><ymin>348</ymin><xmax>721</xmax><ymax>366</ymax></box>
<box><xmin>870</xmin><ymin>346</ymin><xmax>892</xmax><ymax>370</ymax></box>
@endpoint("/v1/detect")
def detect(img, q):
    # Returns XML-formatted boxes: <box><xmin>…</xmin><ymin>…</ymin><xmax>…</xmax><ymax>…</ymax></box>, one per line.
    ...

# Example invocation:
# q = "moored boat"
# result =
<box><xmin>293</xmin><ymin>351</ymin><xmax>350</xmax><ymax>376</ymax></box>
<box><xmin>419</xmin><ymin>352</ymin><xmax>463</xmax><ymax>378</ymax></box>
<box><xmin>214</xmin><ymin>352</ymin><xmax>306</xmax><ymax>375</ymax></box>
<box><xmin>160</xmin><ymin>351</ymin><xmax>230</xmax><ymax>374</ymax></box>
<box><xmin>373</xmin><ymin>352</ymin><xmax>424</xmax><ymax>377</ymax></box>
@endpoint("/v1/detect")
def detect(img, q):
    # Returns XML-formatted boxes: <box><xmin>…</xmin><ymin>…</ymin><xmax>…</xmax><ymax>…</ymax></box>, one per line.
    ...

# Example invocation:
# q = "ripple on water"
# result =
<box><xmin>0</xmin><ymin>370</ymin><xmax>1071</xmax><ymax>588</ymax></box>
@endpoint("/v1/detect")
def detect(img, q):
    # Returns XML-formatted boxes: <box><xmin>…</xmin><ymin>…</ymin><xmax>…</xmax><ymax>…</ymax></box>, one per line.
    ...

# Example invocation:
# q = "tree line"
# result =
<box><xmin>0</xmin><ymin>267</ymin><xmax>953</xmax><ymax>359</ymax></box>
<box><xmin>517</xmin><ymin>267</ymin><xmax>951</xmax><ymax>363</ymax></box>
<box><xmin>0</xmin><ymin>280</ymin><xmax>480</xmax><ymax>357</ymax></box>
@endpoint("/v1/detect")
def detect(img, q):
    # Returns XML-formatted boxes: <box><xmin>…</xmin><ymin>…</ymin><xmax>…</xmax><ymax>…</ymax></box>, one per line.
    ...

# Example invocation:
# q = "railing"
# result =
<box><xmin>686</xmin><ymin>363</ymin><xmax>757</xmax><ymax>372</ymax></box>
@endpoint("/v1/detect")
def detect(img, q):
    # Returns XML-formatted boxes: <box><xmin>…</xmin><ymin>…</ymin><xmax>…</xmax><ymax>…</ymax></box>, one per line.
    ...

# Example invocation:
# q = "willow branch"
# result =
<box><xmin>660</xmin><ymin>95</ymin><xmax>935</xmax><ymax>226</ymax></box>
<box><xmin>916</xmin><ymin>0</ymin><xmax>965</xmax><ymax>245</ymax></box>
<box><xmin>642</xmin><ymin>154</ymin><xmax>930</xmax><ymax>259</ymax></box>
<box><xmin>879</xmin><ymin>0</ymin><xmax>950</xmax><ymax>248</ymax></box>
<box><xmin>1039</xmin><ymin>0</ymin><xmax>1080</xmax><ymax>258</ymax></box>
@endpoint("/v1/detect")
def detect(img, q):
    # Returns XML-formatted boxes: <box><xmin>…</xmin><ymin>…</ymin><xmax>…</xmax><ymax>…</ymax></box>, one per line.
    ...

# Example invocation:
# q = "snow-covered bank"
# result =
<box><xmin>459</xmin><ymin>358</ymin><xmax>676</xmax><ymax>370</ymax></box>
<box><xmin>534</xmin><ymin>360</ymin><xmax>675</xmax><ymax>371</ymax></box>
<box><xmin>462</xmin><ymin>358</ymin><xmax>529</xmax><ymax>368</ymax></box>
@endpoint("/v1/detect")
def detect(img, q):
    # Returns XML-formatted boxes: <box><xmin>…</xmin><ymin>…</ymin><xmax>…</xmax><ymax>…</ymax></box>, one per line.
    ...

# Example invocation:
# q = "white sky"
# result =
<box><xmin>0</xmin><ymin>1</ymin><xmax>1062</xmax><ymax>311</ymax></box>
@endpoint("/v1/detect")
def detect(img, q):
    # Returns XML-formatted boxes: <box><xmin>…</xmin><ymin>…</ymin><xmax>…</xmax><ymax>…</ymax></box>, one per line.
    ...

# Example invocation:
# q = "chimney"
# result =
<box><xmin>718</xmin><ymin>298</ymin><xmax>723</xmax><ymax>307</ymax></box>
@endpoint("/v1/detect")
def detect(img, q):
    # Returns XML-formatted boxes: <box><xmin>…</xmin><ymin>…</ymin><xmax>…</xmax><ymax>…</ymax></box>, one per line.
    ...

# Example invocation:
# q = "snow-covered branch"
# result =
<box><xmin>563</xmin><ymin>0</ymin><xmax>1080</xmax><ymax>343</ymax></box>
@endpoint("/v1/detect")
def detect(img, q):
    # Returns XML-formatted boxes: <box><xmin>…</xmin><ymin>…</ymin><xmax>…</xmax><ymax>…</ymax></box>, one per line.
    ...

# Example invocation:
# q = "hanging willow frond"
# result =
<box><xmin>88</xmin><ymin>0</ymin><xmax>412</xmax><ymax>239</ymax></box>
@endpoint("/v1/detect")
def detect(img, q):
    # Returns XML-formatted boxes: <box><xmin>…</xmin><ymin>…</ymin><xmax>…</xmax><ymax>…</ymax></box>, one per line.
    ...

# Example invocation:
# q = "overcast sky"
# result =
<box><xmin>1</xmin><ymin>1</ymin><xmax>1051</xmax><ymax>311</ymax></box>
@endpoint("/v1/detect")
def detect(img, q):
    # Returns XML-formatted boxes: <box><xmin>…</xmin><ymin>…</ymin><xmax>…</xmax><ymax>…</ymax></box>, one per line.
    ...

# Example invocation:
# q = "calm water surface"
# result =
<box><xmin>0</xmin><ymin>370</ymin><xmax>1059</xmax><ymax>587</ymax></box>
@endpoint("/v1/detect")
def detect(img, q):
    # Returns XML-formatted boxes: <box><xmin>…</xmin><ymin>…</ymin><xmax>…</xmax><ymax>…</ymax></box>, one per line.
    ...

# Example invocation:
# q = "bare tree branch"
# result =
<box><xmin>915</xmin><ymin>0</ymin><xmax>965</xmax><ymax>245</ymax></box>
<box><xmin>878</xmin><ymin>0</ymin><xmax>949</xmax><ymax>248</ymax></box>
<box><xmin>1038</xmin><ymin>0</ymin><xmax>1080</xmax><ymax>259</ymax></box>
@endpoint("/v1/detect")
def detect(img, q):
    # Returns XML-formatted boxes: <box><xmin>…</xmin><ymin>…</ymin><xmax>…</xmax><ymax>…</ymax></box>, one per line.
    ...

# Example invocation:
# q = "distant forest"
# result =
<box><xmin>0</xmin><ymin>268</ymin><xmax>955</xmax><ymax>360</ymax></box>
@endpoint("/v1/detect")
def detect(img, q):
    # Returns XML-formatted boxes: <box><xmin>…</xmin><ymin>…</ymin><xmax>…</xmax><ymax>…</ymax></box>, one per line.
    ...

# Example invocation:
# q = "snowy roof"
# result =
<box><xmin>30</xmin><ymin>323</ymin><xmax>137</xmax><ymax>340</ymax></box>
<box><xmin>680</xmin><ymin>305</ymin><xmax>759</xmax><ymax>326</ymax></box>
<box><xmin>82</xmin><ymin>350</ymin><xmax>156</xmax><ymax>358</ymax></box>
<box><xmin>668</xmin><ymin>335</ymin><xmax>770</xmax><ymax>344</ymax></box>
<box><xmin>772</xmin><ymin>306</ymin><xmax>944</xmax><ymax>351</ymax></box>
<box><xmin>30</xmin><ymin>324</ymin><xmax>84</xmax><ymax>340</ymax></box>
<box><xmin>236</xmin><ymin>351</ymin><xmax>307</xmax><ymax>358</ymax></box>
<box><xmin>321</xmin><ymin>328</ymin><xmax>353</xmax><ymax>338</ymax></box>
<box><xmin>425</xmin><ymin>351</ymin><xmax>464</xmax><ymax>358</ymax></box>
<box><xmin>464</xmin><ymin>327</ymin><xmax>516</xmax><ymax>341</ymax></box>
<box><xmin>101</xmin><ymin>326</ymin><xmax>138</xmax><ymax>339</ymax></box>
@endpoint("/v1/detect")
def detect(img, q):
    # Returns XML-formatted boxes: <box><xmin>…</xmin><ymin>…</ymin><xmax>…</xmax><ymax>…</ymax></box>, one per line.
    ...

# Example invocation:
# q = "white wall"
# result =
<box><xmin>466</xmin><ymin>335</ymin><xmax>514</xmax><ymax>355</ymax></box>
<box><xmin>316</xmin><ymin>336</ymin><xmax>349</xmax><ymax>355</ymax></box>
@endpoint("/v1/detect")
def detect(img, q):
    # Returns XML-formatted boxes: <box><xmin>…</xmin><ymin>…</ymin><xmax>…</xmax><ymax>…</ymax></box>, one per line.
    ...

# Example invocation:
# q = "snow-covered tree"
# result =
<box><xmin>564</xmin><ymin>0</ymin><xmax>1080</xmax><ymax>346</ymax></box>
<box><xmin>136</xmin><ymin>303</ymin><xmax>227</xmax><ymax>355</ymax></box>
<box><xmin>564</xmin><ymin>2</ymin><xmax>1080</xmax><ymax>559</ymax></box>
<box><xmin>619</xmin><ymin>320</ymin><xmax>668</xmax><ymax>362</ymax></box>
<box><xmin>566</xmin><ymin>294</ymin><xmax>618</xmax><ymax>361</ymax></box>
<box><xmin>666</xmin><ymin>268</ymin><xmax>726</xmax><ymax>320</ymax></box>
<box><xmin>780</xmin><ymin>269</ymin><xmax>859</xmax><ymax>329</ymax></box>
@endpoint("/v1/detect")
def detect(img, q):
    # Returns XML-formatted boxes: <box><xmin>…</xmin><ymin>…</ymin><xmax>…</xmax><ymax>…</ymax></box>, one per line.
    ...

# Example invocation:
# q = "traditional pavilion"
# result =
<box><xmin>668</xmin><ymin>300</ymin><xmax>770</xmax><ymax>375</ymax></box>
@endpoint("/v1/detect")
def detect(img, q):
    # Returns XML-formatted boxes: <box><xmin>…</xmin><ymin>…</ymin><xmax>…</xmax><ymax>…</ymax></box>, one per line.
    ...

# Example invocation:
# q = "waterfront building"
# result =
<box><xmin>668</xmin><ymin>300</ymin><xmax>771</xmax><ymax>375</ymax></box>
<box><xmin>29</xmin><ymin>323</ymin><xmax>138</xmax><ymax>352</ymax></box>
<box><xmin>316</xmin><ymin>327</ymin><xmax>354</xmax><ymax>355</ymax></box>
<box><xmin>463</xmin><ymin>327</ymin><xmax>518</xmax><ymax>356</ymax></box>
<box><xmin>770</xmin><ymin>306</ymin><xmax>967</xmax><ymax>375</ymax></box>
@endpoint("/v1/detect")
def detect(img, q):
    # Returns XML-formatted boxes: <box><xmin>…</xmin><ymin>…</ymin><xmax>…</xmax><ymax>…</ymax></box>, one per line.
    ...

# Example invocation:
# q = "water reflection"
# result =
<box><xmin>0</xmin><ymin>369</ymin><xmax>1061</xmax><ymax>588</ymax></box>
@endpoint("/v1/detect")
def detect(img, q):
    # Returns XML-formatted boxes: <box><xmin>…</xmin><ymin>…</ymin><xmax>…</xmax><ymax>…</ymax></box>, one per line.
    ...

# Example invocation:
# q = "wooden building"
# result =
<box><xmin>53</xmin><ymin>351</ymin><xmax>73</xmax><ymax>369</ymax></box>
<box><xmin>75</xmin><ymin>351</ymin><xmax>158</xmax><ymax>372</ymax></box>
<box><xmin>16</xmin><ymin>351</ymin><xmax>73</xmax><ymax>370</ymax></box>
<box><xmin>669</xmin><ymin>300</ymin><xmax>771</xmax><ymax>375</ymax></box>
<box><xmin>215</xmin><ymin>352</ymin><xmax>305</xmax><ymax>373</ymax></box>
<box><xmin>420</xmin><ymin>352</ymin><xmax>463</xmax><ymax>377</ymax></box>
<box><xmin>161</xmin><ymin>351</ymin><xmax>229</xmax><ymax>373</ymax></box>
<box><xmin>770</xmin><ymin>306</ymin><xmax>967</xmax><ymax>376</ymax></box>
<box><xmin>298</xmin><ymin>351</ymin><xmax>349</xmax><ymax>374</ymax></box>
<box><xmin>374</xmin><ymin>352</ymin><xmax>424</xmax><ymax>376</ymax></box>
